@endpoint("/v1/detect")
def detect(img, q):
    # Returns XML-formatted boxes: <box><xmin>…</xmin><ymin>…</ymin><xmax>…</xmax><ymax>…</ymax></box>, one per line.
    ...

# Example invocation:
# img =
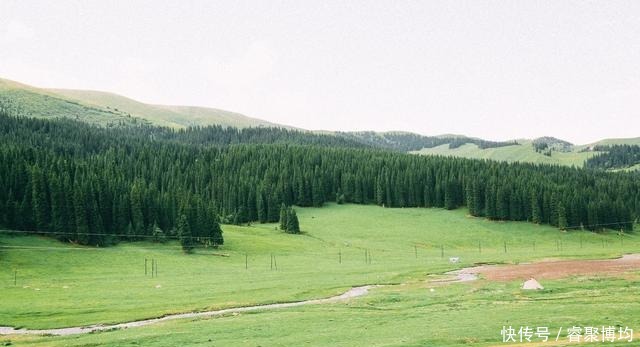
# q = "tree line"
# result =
<box><xmin>0</xmin><ymin>112</ymin><xmax>638</xmax><ymax>249</ymax></box>
<box><xmin>585</xmin><ymin>145</ymin><xmax>640</xmax><ymax>171</ymax></box>
<box><xmin>341</xmin><ymin>131</ymin><xmax>518</xmax><ymax>152</ymax></box>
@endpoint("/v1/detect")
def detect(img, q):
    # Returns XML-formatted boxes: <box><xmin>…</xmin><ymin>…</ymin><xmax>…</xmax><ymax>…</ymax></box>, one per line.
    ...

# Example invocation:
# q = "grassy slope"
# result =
<box><xmin>50</xmin><ymin>89</ymin><xmax>286</xmax><ymax>129</ymax></box>
<box><xmin>0</xmin><ymin>78</ymin><xmax>142</xmax><ymax>127</ymax></box>
<box><xmin>0</xmin><ymin>77</ymin><xmax>286</xmax><ymax>129</ymax></box>
<box><xmin>579</xmin><ymin>137</ymin><xmax>640</xmax><ymax>149</ymax></box>
<box><xmin>413</xmin><ymin>141</ymin><xmax>597</xmax><ymax>167</ymax></box>
<box><xmin>1</xmin><ymin>204</ymin><xmax>638</xmax><ymax>346</ymax></box>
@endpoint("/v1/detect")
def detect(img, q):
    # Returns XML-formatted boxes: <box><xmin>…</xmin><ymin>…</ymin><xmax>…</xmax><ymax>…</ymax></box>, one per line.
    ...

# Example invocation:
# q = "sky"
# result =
<box><xmin>1</xmin><ymin>1</ymin><xmax>639</xmax><ymax>144</ymax></box>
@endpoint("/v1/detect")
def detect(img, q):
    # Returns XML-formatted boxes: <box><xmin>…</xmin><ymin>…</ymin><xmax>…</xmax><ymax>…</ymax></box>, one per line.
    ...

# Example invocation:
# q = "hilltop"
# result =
<box><xmin>0</xmin><ymin>78</ymin><xmax>288</xmax><ymax>129</ymax></box>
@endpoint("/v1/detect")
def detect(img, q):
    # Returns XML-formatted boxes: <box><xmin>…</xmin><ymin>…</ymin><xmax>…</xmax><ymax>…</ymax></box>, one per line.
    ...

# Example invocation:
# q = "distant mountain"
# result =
<box><xmin>0</xmin><ymin>77</ymin><xmax>289</xmax><ymax>129</ymax></box>
<box><xmin>2</xmin><ymin>77</ymin><xmax>637</xmax><ymax>169</ymax></box>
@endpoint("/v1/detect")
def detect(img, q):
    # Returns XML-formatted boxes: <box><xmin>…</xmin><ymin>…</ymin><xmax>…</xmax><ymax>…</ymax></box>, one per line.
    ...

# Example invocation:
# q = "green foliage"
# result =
<box><xmin>177</xmin><ymin>214</ymin><xmax>194</xmax><ymax>253</ymax></box>
<box><xmin>0</xmin><ymin>111</ymin><xmax>637</xmax><ymax>250</ymax></box>
<box><xmin>279</xmin><ymin>206</ymin><xmax>300</xmax><ymax>234</ymax></box>
<box><xmin>152</xmin><ymin>222</ymin><xmax>166</xmax><ymax>243</ymax></box>
<box><xmin>586</xmin><ymin>145</ymin><xmax>640</xmax><ymax>170</ymax></box>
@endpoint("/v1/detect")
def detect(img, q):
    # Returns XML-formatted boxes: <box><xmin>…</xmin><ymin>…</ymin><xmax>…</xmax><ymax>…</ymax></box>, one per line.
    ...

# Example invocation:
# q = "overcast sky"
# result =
<box><xmin>1</xmin><ymin>1</ymin><xmax>639</xmax><ymax>144</ymax></box>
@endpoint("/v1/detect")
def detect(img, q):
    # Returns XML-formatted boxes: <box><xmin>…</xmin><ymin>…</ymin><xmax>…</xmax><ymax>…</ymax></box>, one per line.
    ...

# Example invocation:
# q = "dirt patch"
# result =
<box><xmin>460</xmin><ymin>254</ymin><xmax>640</xmax><ymax>281</ymax></box>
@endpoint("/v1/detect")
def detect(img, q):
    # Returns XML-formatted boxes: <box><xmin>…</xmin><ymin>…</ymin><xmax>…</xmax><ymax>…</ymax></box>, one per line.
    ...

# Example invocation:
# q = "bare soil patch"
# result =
<box><xmin>460</xmin><ymin>254</ymin><xmax>640</xmax><ymax>281</ymax></box>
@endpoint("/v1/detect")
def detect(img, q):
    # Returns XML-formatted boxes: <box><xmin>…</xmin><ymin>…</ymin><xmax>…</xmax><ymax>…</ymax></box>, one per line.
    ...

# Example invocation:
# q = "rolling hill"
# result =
<box><xmin>2</xmin><ymin>77</ymin><xmax>638</xmax><ymax>170</ymax></box>
<box><xmin>50</xmin><ymin>88</ymin><xmax>287</xmax><ymax>129</ymax></box>
<box><xmin>412</xmin><ymin>140</ymin><xmax>598</xmax><ymax>167</ymax></box>
<box><xmin>0</xmin><ymin>77</ymin><xmax>288</xmax><ymax>129</ymax></box>
<box><xmin>0</xmin><ymin>78</ymin><xmax>144</xmax><ymax>127</ymax></box>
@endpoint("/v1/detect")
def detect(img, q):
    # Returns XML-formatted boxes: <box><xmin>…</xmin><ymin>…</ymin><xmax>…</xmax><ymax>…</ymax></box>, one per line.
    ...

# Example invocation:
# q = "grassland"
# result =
<box><xmin>50</xmin><ymin>89</ymin><xmax>285</xmax><ymax>129</ymax></box>
<box><xmin>1</xmin><ymin>204</ymin><xmax>639</xmax><ymax>346</ymax></box>
<box><xmin>0</xmin><ymin>78</ymin><xmax>143</xmax><ymax>127</ymax></box>
<box><xmin>0</xmin><ymin>77</ymin><xmax>285</xmax><ymax>129</ymax></box>
<box><xmin>8</xmin><ymin>277</ymin><xmax>640</xmax><ymax>347</ymax></box>
<box><xmin>412</xmin><ymin>141</ymin><xmax>597</xmax><ymax>167</ymax></box>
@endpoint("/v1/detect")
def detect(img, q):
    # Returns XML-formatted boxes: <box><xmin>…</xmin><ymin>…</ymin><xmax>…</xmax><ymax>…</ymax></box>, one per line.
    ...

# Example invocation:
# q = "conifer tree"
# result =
<box><xmin>177</xmin><ymin>214</ymin><xmax>194</xmax><ymax>253</ymax></box>
<box><xmin>286</xmin><ymin>207</ymin><xmax>300</xmax><ymax>234</ymax></box>
<box><xmin>279</xmin><ymin>204</ymin><xmax>288</xmax><ymax>230</ymax></box>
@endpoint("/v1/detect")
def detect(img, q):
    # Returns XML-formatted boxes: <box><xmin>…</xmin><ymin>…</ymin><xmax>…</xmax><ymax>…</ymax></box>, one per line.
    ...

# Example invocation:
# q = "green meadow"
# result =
<box><xmin>1</xmin><ymin>204</ymin><xmax>639</xmax><ymax>346</ymax></box>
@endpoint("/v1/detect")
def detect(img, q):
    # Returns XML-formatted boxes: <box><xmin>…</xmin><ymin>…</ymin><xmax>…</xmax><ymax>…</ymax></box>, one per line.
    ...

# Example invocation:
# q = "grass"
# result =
<box><xmin>412</xmin><ymin>142</ymin><xmax>597</xmax><ymax>167</ymax></box>
<box><xmin>6</xmin><ymin>276</ymin><xmax>640</xmax><ymax>346</ymax></box>
<box><xmin>0</xmin><ymin>77</ymin><xmax>284</xmax><ymax>129</ymax></box>
<box><xmin>1</xmin><ymin>204</ymin><xmax>639</xmax><ymax>346</ymax></box>
<box><xmin>49</xmin><ymin>89</ymin><xmax>284</xmax><ymax>129</ymax></box>
<box><xmin>0</xmin><ymin>78</ymin><xmax>141</xmax><ymax>127</ymax></box>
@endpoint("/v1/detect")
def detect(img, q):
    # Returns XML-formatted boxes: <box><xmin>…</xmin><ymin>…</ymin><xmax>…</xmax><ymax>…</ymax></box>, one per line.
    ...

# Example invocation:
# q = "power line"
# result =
<box><xmin>0</xmin><ymin>228</ymin><xmax>220</xmax><ymax>240</ymax></box>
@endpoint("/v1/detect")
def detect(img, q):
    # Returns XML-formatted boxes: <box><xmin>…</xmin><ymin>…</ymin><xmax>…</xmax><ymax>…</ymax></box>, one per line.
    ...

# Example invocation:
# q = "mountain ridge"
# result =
<box><xmin>2</xmin><ymin>76</ymin><xmax>639</xmax><ymax>166</ymax></box>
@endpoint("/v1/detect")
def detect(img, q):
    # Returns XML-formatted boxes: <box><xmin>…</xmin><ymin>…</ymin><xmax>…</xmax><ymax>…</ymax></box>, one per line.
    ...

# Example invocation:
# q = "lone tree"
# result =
<box><xmin>279</xmin><ymin>206</ymin><xmax>300</xmax><ymax>234</ymax></box>
<box><xmin>279</xmin><ymin>204</ymin><xmax>288</xmax><ymax>230</ymax></box>
<box><xmin>286</xmin><ymin>208</ymin><xmax>300</xmax><ymax>234</ymax></box>
<box><xmin>177</xmin><ymin>214</ymin><xmax>194</xmax><ymax>253</ymax></box>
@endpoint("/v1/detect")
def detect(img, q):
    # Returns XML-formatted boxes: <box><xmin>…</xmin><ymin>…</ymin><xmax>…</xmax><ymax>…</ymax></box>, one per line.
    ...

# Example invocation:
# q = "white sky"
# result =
<box><xmin>1</xmin><ymin>1</ymin><xmax>639</xmax><ymax>144</ymax></box>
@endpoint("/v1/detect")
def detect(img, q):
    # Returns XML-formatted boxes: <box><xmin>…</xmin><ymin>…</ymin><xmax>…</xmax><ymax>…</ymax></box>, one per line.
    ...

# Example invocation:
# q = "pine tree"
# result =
<box><xmin>279</xmin><ymin>204</ymin><xmax>288</xmax><ymax>231</ymax></box>
<box><xmin>531</xmin><ymin>190</ymin><xmax>541</xmax><ymax>224</ymax></box>
<box><xmin>177</xmin><ymin>214</ymin><xmax>194</xmax><ymax>253</ymax></box>
<box><xmin>256</xmin><ymin>190</ymin><xmax>267</xmax><ymax>223</ymax></box>
<box><xmin>444</xmin><ymin>180</ymin><xmax>457</xmax><ymax>210</ymax></box>
<box><xmin>73</xmin><ymin>185</ymin><xmax>90</xmax><ymax>245</ymax></box>
<box><xmin>286</xmin><ymin>208</ymin><xmax>300</xmax><ymax>234</ymax></box>
<box><xmin>31</xmin><ymin>166</ymin><xmax>50</xmax><ymax>231</ymax></box>
<box><xmin>130</xmin><ymin>182</ymin><xmax>145</xmax><ymax>237</ymax></box>
<box><xmin>152</xmin><ymin>221</ymin><xmax>166</xmax><ymax>243</ymax></box>
<box><xmin>557</xmin><ymin>203</ymin><xmax>568</xmax><ymax>230</ymax></box>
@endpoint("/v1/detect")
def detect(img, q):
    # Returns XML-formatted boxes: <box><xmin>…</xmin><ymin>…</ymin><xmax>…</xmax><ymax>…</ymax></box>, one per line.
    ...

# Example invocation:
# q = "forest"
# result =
<box><xmin>585</xmin><ymin>145</ymin><xmax>640</xmax><ymax>170</ymax></box>
<box><xmin>340</xmin><ymin>131</ymin><xmax>518</xmax><ymax>151</ymax></box>
<box><xmin>1</xmin><ymin>111</ymin><xmax>638</xmax><ymax>247</ymax></box>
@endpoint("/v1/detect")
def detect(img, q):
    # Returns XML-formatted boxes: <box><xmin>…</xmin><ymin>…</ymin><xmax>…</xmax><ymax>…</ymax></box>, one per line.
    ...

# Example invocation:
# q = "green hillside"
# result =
<box><xmin>0</xmin><ymin>77</ymin><xmax>287</xmax><ymax>129</ymax></box>
<box><xmin>577</xmin><ymin>137</ymin><xmax>640</xmax><ymax>150</ymax></box>
<box><xmin>412</xmin><ymin>140</ymin><xmax>598</xmax><ymax>167</ymax></box>
<box><xmin>50</xmin><ymin>89</ymin><xmax>286</xmax><ymax>129</ymax></box>
<box><xmin>0</xmin><ymin>78</ymin><xmax>143</xmax><ymax>127</ymax></box>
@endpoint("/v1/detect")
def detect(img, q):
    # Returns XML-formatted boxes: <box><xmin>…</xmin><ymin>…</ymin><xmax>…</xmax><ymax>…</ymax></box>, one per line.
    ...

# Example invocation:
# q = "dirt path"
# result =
<box><xmin>2</xmin><ymin>254</ymin><xmax>639</xmax><ymax>337</ymax></box>
<box><xmin>459</xmin><ymin>254</ymin><xmax>640</xmax><ymax>281</ymax></box>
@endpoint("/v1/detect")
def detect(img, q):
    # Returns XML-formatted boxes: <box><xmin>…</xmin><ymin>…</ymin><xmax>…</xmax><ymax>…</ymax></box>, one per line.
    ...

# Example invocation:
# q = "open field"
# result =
<box><xmin>1</xmin><ymin>204</ymin><xmax>639</xmax><ymax>346</ymax></box>
<box><xmin>5</xmin><ymin>276</ymin><xmax>640</xmax><ymax>347</ymax></box>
